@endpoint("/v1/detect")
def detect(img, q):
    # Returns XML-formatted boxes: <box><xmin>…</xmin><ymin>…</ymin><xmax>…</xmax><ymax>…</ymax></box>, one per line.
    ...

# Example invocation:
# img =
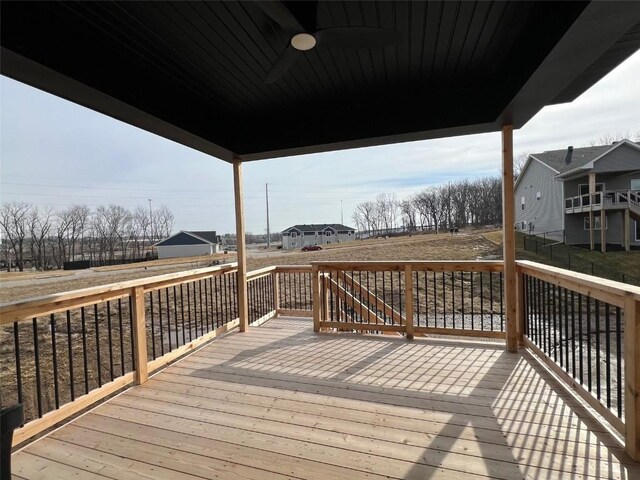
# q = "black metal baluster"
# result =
<box><xmin>554</xmin><ymin>285</ymin><xmax>560</xmax><ymax>365</ymax></box>
<box><xmin>204</xmin><ymin>279</ymin><xmax>210</xmax><ymax>332</ymax></box>
<box><xmin>166</xmin><ymin>288</ymin><xmax>173</xmax><ymax>351</ymax></box>
<box><xmin>423</xmin><ymin>270</ymin><xmax>428</xmax><ymax>328</ymax></box>
<box><xmin>415</xmin><ymin>271</ymin><xmax>421</xmax><ymax>328</ymax></box>
<box><xmin>13</xmin><ymin>322</ymin><xmax>23</xmax><ymax>405</ymax></box>
<box><xmin>605</xmin><ymin>303</ymin><xmax>611</xmax><ymax>409</ymax></box>
<box><xmin>106</xmin><ymin>301</ymin><xmax>114</xmax><ymax>381</ymax></box>
<box><xmin>616</xmin><ymin>306</ymin><xmax>622</xmax><ymax>417</ymax></box>
<box><xmin>81</xmin><ymin>306</ymin><xmax>89</xmax><ymax>394</ymax></box>
<box><xmin>441</xmin><ymin>272</ymin><xmax>446</xmax><ymax>328</ymax></box>
<box><xmin>66</xmin><ymin>310</ymin><xmax>74</xmax><ymax>401</ymax></box>
<box><xmin>186</xmin><ymin>283</ymin><xmax>192</xmax><ymax>343</ymax></box>
<box><xmin>499</xmin><ymin>273</ymin><xmax>504</xmax><ymax>330</ymax></box>
<box><xmin>489</xmin><ymin>271</ymin><xmax>494</xmax><ymax>330</ymax></box>
<box><xmin>32</xmin><ymin>318</ymin><xmax>43</xmax><ymax>417</ymax></box>
<box><xmin>129</xmin><ymin>296</ymin><xmax>135</xmax><ymax>371</ymax></box>
<box><xmin>595</xmin><ymin>300</ymin><xmax>601</xmax><ymax>400</ymax></box>
<box><xmin>174</xmin><ymin>286</ymin><xmax>180</xmax><ymax>348</ymax></box>
<box><xmin>460</xmin><ymin>271</ymin><xmax>465</xmax><ymax>329</ymax></box>
<box><xmin>450</xmin><ymin>271</ymin><xmax>455</xmax><ymax>328</ymax></box>
<box><xmin>470</xmin><ymin>272</ymin><xmax>474</xmax><ymax>329</ymax></box>
<box><xmin>329</xmin><ymin>271</ymin><xmax>335</xmax><ymax>322</ymax></box>
<box><xmin>50</xmin><ymin>314</ymin><xmax>60</xmax><ymax>409</ymax></box>
<box><xmin>578</xmin><ymin>294</ymin><xmax>583</xmax><ymax>385</ymax></box>
<box><xmin>157</xmin><ymin>290</ymin><xmax>165</xmax><ymax>355</ymax></box>
<box><xmin>117</xmin><ymin>299</ymin><xmax>125</xmax><ymax>377</ymax></box>
<box><xmin>586</xmin><ymin>297</ymin><xmax>592</xmax><ymax>392</ymax></box>
<box><xmin>570</xmin><ymin>291</ymin><xmax>576</xmax><ymax>379</ymax></box>
<box><xmin>150</xmin><ymin>292</ymin><xmax>157</xmax><ymax>359</ymax></box>
<box><xmin>199</xmin><ymin>280</ymin><xmax>205</xmax><ymax>336</ymax></box>
<box><xmin>367</xmin><ymin>271</ymin><xmax>371</xmax><ymax>323</ymax></box>
<box><xmin>479</xmin><ymin>272</ymin><xmax>484</xmax><ymax>331</ymax></box>
<box><xmin>94</xmin><ymin>304</ymin><xmax>102</xmax><ymax>387</ymax></box>
<box><xmin>214</xmin><ymin>275</ymin><xmax>221</xmax><ymax>327</ymax></box>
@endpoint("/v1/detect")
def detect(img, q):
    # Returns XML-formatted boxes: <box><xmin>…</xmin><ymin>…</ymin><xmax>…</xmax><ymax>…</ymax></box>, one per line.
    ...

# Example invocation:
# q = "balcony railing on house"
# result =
<box><xmin>565</xmin><ymin>189</ymin><xmax>640</xmax><ymax>214</ymax></box>
<box><xmin>1</xmin><ymin>260</ymin><xmax>640</xmax><ymax>462</ymax></box>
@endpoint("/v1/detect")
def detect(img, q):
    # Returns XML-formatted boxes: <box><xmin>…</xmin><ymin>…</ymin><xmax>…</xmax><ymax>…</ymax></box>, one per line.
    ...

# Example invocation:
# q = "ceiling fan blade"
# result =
<box><xmin>315</xmin><ymin>27</ymin><xmax>403</xmax><ymax>48</ymax></box>
<box><xmin>265</xmin><ymin>45</ymin><xmax>300</xmax><ymax>84</ymax></box>
<box><xmin>256</xmin><ymin>1</ymin><xmax>304</xmax><ymax>33</ymax></box>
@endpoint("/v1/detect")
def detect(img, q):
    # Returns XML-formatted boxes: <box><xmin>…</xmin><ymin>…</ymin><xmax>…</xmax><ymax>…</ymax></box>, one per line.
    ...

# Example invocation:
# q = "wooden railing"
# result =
<box><xmin>516</xmin><ymin>260</ymin><xmax>640</xmax><ymax>459</ymax></box>
<box><xmin>3</xmin><ymin>259</ymin><xmax>640</xmax><ymax>459</ymax></box>
<box><xmin>0</xmin><ymin>263</ymin><xmax>243</xmax><ymax>446</ymax></box>
<box><xmin>311</xmin><ymin>261</ymin><xmax>505</xmax><ymax>338</ymax></box>
<box><xmin>565</xmin><ymin>189</ymin><xmax>640</xmax><ymax>212</ymax></box>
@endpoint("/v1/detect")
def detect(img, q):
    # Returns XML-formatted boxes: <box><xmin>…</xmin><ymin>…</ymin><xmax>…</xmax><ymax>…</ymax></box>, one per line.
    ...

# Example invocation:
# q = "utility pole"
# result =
<box><xmin>266</xmin><ymin>183</ymin><xmax>271</xmax><ymax>248</ymax></box>
<box><xmin>148</xmin><ymin>198</ymin><xmax>153</xmax><ymax>244</ymax></box>
<box><xmin>340</xmin><ymin>200</ymin><xmax>344</xmax><ymax>225</ymax></box>
<box><xmin>447</xmin><ymin>181</ymin><xmax>452</xmax><ymax>228</ymax></box>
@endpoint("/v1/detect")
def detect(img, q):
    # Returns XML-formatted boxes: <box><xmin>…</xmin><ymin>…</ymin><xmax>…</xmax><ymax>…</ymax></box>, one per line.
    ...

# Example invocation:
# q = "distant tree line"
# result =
<box><xmin>0</xmin><ymin>202</ymin><xmax>174</xmax><ymax>271</ymax></box>
<box><xmin>352</xmin><ymin>177</ymin><xmax>502</xmax><ymax>235</ymax></box>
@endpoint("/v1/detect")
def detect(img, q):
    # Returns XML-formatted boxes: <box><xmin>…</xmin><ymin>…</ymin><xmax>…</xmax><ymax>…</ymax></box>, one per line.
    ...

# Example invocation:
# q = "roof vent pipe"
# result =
<box><xmin>565</xmin><ymin>146</ymin><xmax>573</xmax><ymax>165</ymax></box>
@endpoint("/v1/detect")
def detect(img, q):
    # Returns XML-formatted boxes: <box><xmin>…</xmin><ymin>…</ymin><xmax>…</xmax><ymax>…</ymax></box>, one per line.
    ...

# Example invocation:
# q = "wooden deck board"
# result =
<box><xmin>12</xmin><ymin>316</ymin><xmax>639</xmax><ymax>479</ymax></box>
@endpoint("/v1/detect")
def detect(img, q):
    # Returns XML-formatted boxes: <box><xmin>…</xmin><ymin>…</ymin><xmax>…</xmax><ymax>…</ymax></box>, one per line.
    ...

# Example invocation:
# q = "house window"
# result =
<box><xmin>584</xmin><ymin>216</ymin><xmax>607</xmax><ymax>230</ymax></box>
<box><xmin>536</xmin><ymin>191</ymin><xmax>541</xmax><ymax>200</ymax></box>
<box><xmin>521</xmin><ymin>196</ymin><xmax>525</xmax><ymax>210</ymax></box>
<box><xmin>636</xmin><ymin>220</ymin><xmax>640</xmax><ymax>241</ymax></box>
<box><xmin>521</xmin><ymin>221</ymin><xmax>526</xmax><ymax>230</ymax></box>
<box><xmin>631</xmin><ymin>179</ymin><xmax>640</xmax><ymax>191</ymax></box>
<box><xmin>291</xmin><ymin>232</ymin><xmax>297</xmax><ymax>238</ymax></box>
<box><xmin>579</xmin><ymin>183</ymin><xmax>604</xmax><ymax>195</ymax></box>
<box><xmin>325</xmin><ymin>231</ymin><xmax>332</xmax><ymax>236</ymax></box>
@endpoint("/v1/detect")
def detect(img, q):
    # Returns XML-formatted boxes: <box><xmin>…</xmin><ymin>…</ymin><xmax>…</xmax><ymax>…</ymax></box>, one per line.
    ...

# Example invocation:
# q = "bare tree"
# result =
<box><xmin>28</xmin><ymin>206</ymin><xmax>54</xmax><ymax>269</ymax></box>
<box><xmin>153</xmin><ymin>204</ymin><xmax>174</xmax><ymax>241</ymax></box>
<box><xmin>0</xmin><ymin>202</ymin><xmax>30</xmax><ymax>271</ymax></box>
<box><xmin>514</xmin><ymin>152</ymin><xmax>529</xmax><ymax>180</ymax></box>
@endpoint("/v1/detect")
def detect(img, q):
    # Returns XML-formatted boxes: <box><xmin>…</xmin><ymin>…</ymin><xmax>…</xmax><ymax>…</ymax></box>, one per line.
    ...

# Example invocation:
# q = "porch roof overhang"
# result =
<box><xmin>1</xmin><ymin>1</ymin><xmax>639</xmax><ymax>162</ymax></box>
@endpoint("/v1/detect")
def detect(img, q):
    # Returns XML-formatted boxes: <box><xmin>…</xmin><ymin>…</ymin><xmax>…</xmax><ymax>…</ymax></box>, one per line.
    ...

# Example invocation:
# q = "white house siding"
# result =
<box><xmin>515</xmin><ymin>158</ymin><xmax>564</xmax><ymax>238</ymax></box>
<box><xmin>282</xmin><ymin>229</ymin><xmax>355</xmax><ymax>249</ymax></box>
<box><xmin>157</xmin><ymin>244</ymin><xmax>214</xmax><ymax>259</ymax></box>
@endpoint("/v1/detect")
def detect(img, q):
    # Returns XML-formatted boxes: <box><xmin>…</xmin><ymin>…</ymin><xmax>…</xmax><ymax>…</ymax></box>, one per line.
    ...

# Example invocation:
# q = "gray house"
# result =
<box><xmin>515</xmin><ymin>139</ymin><xmax>640</xmax><ymax>250</ymax></box>
<box><xmin>282</xmin><ymin>224</ymin><xmax>356</xmax><ymax>250</ymax></box>
<box><xmin>154</xmin><ymin>231</ymin><xmax>221</xmax><ymax>259</ymax></box>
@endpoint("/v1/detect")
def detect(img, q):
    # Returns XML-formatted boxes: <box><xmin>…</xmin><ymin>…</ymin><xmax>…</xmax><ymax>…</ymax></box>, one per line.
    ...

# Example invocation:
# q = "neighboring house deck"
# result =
<box><xmin>515</xmin><ymin>140</ymin><xmax>640</xmax><ymax>250</ymax></box>
<box><xmin>282</xmin><ymin>224</ymin><xmax>356</xmax><ymax>250</ymax></box>
<box><xmin>10</xmin><ymin>315</ymin><xmax>639</xmax><ymax>480</ymax></box>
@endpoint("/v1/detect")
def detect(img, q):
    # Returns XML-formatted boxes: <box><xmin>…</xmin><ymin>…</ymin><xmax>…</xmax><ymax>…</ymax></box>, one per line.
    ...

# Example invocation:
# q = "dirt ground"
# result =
<box><xmin>0</xmin><ymin>230</ymin><xmax>501</xmax><ymax>304</ymax></box>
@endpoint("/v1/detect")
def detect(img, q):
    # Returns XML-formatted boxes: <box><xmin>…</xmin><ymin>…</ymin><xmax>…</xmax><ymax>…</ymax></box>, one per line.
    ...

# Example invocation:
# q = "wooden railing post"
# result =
<box><xmin>404</xmin><ymin>265</ymin><xmax>414</xmax><ymax>340</ymax></box>
<box><xmin>312</xmin><ymin>265</ymin><xmax>320</xmax><ymax>332</ymax></box>
<box><xmin>272</xmin><ymin>270</ymin><xmax>280</xmax><ymax>316</ymax></box>
<box><xmin>625</xmin><ymin>296</ymin><xmax>640</xmax><ymax>461</ymax></box>
<box><xmin>502</xmin><ymin>124</ymin><xmax>518</xmax><ymax>353</ymax></box>
<box><xmin>131</xmin><ymin>286</ymin><xmax>148</xmax><ymax>384</ymax></box>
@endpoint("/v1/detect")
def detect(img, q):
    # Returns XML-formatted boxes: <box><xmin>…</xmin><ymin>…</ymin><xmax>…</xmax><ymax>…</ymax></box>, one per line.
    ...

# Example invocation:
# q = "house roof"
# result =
<box><xmin>2</xmin><ymin>1</ymin><xmax>639</xmax><ymax>161</ymax></box>
<box><xmin>283</xmin><ymin>224</ymin><xmax>355</xmax><ymax>233</ymax></box>
<box><xmin>154</xmin><ymin>230</ymin><xmax>218</xmax><ymax>247</ymax></box>
<box><xmin>528</xmin><ymin>140</ymin><xmax>640</xmax><ymax>179</ymax></box>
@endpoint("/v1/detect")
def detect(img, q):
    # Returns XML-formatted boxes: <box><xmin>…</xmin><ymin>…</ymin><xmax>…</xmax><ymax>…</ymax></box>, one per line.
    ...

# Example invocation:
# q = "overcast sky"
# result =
<box><xmin>1</xmin><ymin>50</ymin><xmax>639</xmax><ymax>235</ymax></box>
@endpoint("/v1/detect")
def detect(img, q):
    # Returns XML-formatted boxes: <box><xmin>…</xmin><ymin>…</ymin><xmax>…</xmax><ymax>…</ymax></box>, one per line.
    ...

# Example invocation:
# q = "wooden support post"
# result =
<box><xmin>601</xmin><ymin>209</ymin><xmax>606</xmax><ymax>253</ymax></box>
<box><xmin>589</xmin><ymin>173</ymin><xmax>596</xmax><ymax>251</ymax></box>
<box><xmin>312</xmin><ymin>265</ymin><xmax>320</xmax><ymax>332</ymax></box>
<box><xmin>625</xmin><ymin>296</ymin><xmax>640</xmax><ymax>461</ymax></box>
<box><xmin>131</xmin><ymin>286</ymin><xmax>148</xmax><ymax>384</ymax></box>
<box><xmin>233</xmin><ymin>158</ymin><xmax>249</xmax><ymax>332</ymax></box>
<box><xmin>502</xmin><ymin>125</ymin><xmax>518</xmax><ymax>353</ymax></box>
<box><xmin>404</xmin><ymin>265</ymin><xmax>414</xmax><ymax>339</ymax></box>
<box><xmin>515</xmin><ymin>271</ymin><xmax>526</xmax><ymax>346</ymax></box>
<box><xmin>625</xmin><ymin>209</ymin><xmax>631</xmax><ymax>252</ymax></box>
<box><xmin>272</xmin><ymin>271</ymin><xmax>279</xmax><ymax>316</ymax></box>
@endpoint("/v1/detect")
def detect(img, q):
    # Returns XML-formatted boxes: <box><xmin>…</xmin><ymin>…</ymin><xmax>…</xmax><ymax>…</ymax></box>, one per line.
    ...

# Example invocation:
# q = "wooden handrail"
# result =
<box><xmin>311</xmin><ymin>260</ymin><xmax>503</xmax><ymax>272</ymax></box>
<box><xmin>516</xmin><ymin>260</ymin><xmax>640</xmax><ymax>306</ymax></box>
<box><xmin>0</xmin><ymin>263</ymin><xmax>239</xmax><ymax>324</ymax></box>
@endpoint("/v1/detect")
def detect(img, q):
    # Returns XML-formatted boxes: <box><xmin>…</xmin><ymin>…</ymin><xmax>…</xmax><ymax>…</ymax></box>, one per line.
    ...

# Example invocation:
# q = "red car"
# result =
<box><xmin>301</xmin><ymin>245</ymin><xmax>322</xmax><ymax>251</ymax></box>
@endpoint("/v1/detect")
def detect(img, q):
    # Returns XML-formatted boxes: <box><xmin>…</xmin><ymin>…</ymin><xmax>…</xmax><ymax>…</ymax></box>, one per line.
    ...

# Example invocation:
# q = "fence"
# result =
<box><xmin>522</xmin><ymin>233</ymin><xmax>640</xmax><ymax>286</ymax></box>
<box><xmin>63</xmin><ymin>254</ymin><xmax>158</xmax><ymax>270</ymax></box>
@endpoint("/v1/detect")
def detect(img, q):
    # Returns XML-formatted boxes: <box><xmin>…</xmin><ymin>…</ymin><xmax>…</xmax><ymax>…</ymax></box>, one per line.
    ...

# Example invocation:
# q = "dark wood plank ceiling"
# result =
<box><xmin>2</xmin><ymin>1</ymin><xmax>639</xmax><ymax>161</ymax></box>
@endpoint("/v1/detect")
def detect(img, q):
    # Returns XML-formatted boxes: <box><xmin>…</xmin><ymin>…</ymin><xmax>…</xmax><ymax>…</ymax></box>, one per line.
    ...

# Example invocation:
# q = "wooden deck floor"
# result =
<box><xmin>11</xmin><ymin>317</ymin><xmax>640</xmax><ymax>479</ymax></box>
